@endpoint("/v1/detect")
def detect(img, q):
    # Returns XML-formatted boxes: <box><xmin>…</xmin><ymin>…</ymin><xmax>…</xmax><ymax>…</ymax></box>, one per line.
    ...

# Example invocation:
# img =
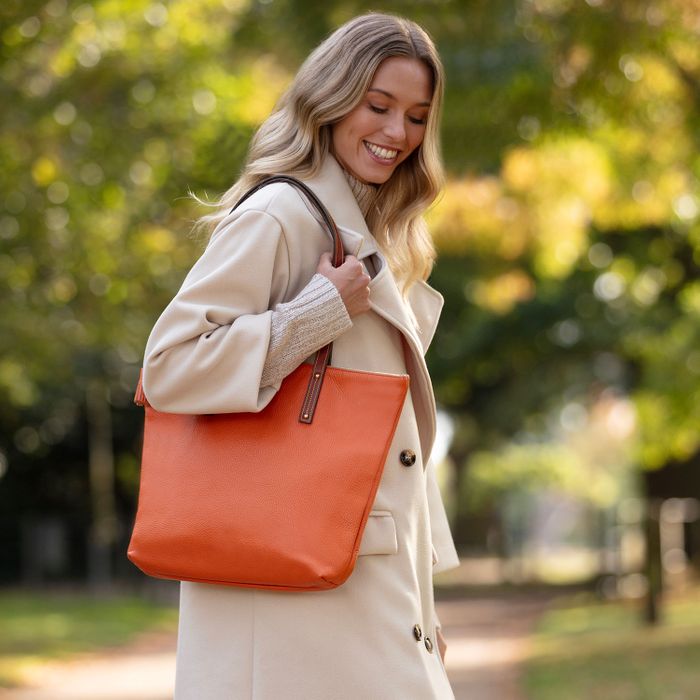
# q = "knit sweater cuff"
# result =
<box><xmin>260</xmin><ymin>273</ymin><xmax>353</xmax><ymax>388</ymax></box>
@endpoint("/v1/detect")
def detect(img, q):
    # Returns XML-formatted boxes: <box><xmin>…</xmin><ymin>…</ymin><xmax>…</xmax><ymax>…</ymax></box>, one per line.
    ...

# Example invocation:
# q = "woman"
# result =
<box><xmin>141</xmin><ymin>12</ymin><xmax>460</xmax><ymax>700</ymax></box>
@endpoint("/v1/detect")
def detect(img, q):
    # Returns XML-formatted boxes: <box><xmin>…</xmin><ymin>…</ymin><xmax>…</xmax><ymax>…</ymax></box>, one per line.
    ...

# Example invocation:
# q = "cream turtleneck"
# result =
<box><xmin>340</xmin><ymin>167</ymin><xmax>379</xmax><ymax>220</ymax></box>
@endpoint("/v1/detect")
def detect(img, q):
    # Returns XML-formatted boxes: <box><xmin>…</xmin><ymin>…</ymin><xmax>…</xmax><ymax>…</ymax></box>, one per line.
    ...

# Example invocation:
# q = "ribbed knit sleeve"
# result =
<box><xmin>260</xmin><ymin>273</ymin><xmax>353</xmax><ymax>388</ymax></box>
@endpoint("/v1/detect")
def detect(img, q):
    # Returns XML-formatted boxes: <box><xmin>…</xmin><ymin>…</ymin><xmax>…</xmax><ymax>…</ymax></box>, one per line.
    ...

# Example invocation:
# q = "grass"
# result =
<box><xmin>0</xmin><ymin>589</ymin><xmax>178</xmax><ymax>688</ymax></box>
<box><xmin>523</xmin><ymin>584</ymin><xmax>700</xmax><ymax>700</ymax></box>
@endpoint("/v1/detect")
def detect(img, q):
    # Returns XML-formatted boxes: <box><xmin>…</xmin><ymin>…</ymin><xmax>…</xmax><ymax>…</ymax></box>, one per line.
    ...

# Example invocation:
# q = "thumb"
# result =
<box><xmin>317</xmin><ymin>251</ymin><xmax>333</xmax><ymax>271</ymax></box>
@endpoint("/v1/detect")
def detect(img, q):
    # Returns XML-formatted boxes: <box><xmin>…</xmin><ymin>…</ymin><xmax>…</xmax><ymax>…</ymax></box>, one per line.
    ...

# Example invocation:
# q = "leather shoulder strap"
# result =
<box><xmin>232</xmin><ymin>175</ymin><xmax>343</xmax><ymax>424</ymax></box>
<box><xmin>230</xmin><ymin>175</ymin><xmax>344</xmax><ymax>269</ymax></box>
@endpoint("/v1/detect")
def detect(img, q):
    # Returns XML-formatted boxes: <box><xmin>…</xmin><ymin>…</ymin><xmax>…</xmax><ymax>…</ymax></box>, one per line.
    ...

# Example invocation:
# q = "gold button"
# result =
<box><xmin>424</xmin><ymin>637</ymin><xmax>433</xmax><ymax>653</ymax></box>
<box><xmin>400</xmin><ymin>449</ymin><xmax>416</xmax><ymax>467</ymax></box>
<box><xmin>413</xmin><ymin>624</ymin><xmax>422</xmax><ymax>641</ymax></box>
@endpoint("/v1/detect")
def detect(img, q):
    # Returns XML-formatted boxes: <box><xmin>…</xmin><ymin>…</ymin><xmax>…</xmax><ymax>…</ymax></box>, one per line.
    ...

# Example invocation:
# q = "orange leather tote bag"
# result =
<box><xmin>127</xmin><ymin>176</ymin><xmax>409</xmax><ymax>591</ymax></box>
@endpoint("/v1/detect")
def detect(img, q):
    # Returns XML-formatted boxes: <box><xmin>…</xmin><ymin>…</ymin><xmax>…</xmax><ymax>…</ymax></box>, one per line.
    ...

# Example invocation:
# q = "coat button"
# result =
<box><xmin>413</xmin><ymin>624</ymin><xmax>422</xmax><ymax>641</ymax></box>
<box><xmin>400</xmin><ymin>449</ymin><xmax>416</xmax><ymax>467</ymax></box>
<box><xmin>424</xmin><ymin>636</ymin><xmax>434</xmax><ymax>653</ymax></box>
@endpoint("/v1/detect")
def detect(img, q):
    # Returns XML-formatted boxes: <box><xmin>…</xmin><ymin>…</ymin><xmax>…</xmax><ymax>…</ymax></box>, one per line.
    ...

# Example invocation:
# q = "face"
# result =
<box><xmin>331</xmin><ymin>56</ymin><xmax>433</xmax><ymax>185</ymax></box>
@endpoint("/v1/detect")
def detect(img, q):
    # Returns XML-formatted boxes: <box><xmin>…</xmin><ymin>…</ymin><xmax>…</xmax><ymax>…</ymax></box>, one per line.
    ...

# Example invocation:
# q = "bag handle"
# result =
<box><xmin>134</xmin><ymin>176</ymin><xmax>347</xmax><ymax>420</ymax></box>
<box><xmin>228</xmin><ymin>175</ymin><xmax>344</xmax><ymax>424</ymax></box>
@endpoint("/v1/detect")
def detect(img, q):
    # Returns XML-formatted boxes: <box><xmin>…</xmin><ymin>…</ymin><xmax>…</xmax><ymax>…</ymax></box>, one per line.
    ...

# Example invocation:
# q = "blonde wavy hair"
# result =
<box><xmin>192</xmin><ymin>12</ymin><xmax>445</xmax><ymax>294</ymax></box>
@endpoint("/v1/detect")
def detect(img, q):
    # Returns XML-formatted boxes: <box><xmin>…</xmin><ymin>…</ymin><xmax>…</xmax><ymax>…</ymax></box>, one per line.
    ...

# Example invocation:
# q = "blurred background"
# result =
<box><xmin>1</xmin><ymin>0</ymin><xmax>699</xmax><ymax>698</ymax></box>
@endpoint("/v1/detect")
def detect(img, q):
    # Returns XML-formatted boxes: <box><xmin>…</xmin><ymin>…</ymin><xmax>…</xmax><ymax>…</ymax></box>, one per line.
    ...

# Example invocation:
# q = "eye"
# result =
<box><xmin>369</xmin><ymin>104</ymin><xmax>388</xmax><ymax>114</ymax></box>
<box><xmin>409</xmin><ymin>116</ymin><xmax>427</xmax><ymax>125</ymax></box>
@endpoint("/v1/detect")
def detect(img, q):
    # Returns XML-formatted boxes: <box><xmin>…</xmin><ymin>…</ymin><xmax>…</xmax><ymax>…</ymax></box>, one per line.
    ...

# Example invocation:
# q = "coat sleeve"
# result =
<box><xmin>142</xmin><ymin>208</ymin><xmax>290</xmax><ymax>414</ymax></box>
<box><xmin>260</xmin><ymin>273</ymin><xmax>352</xmax><ymax>388</ymax></box>
<box><xmin>426</xmin><ymin>459</ymin><xmax>460</xmax><ymax>575</ymax></box>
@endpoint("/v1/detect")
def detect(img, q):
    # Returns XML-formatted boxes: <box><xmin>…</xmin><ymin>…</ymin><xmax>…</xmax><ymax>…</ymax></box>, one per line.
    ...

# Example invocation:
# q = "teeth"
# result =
<box><xmin>365</xmin><ymin>141</ymin><xmax>398</xmax><ymax>160</ymax></box>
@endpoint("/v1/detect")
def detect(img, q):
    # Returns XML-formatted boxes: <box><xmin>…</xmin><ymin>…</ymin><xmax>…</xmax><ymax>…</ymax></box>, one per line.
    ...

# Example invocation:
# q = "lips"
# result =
<box><xmin>363</xmin><ymin>140</ymin><xmax>399</xmax><ymax>162</ymax></box>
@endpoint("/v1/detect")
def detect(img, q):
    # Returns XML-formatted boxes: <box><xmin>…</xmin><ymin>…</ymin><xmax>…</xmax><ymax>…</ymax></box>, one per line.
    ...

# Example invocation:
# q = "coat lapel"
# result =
<box><xmin>365</xmin><ymin>262</ymin><xmax>438</xmax><ymax>465</ymax></box>
<box><xmin>299</xmin><ymin>153</ymin><xmax>440</xmax><ymax>463</ymax></box>
<box><xmin>407</xmin><ymin>280</ymin><xmax>444</xmax><ymax>355</ymax></box>
<box><xmin>297</xmin><ymin>154</ymin><xmax>376</xmax><ymax>261</ymax></box>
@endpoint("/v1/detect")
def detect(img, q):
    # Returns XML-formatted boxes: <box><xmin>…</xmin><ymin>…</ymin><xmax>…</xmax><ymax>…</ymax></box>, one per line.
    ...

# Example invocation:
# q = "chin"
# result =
<box><xmin>362</xmin><ymin>165</ymin><xmax>398</xmax><ymax>186</ymax></box>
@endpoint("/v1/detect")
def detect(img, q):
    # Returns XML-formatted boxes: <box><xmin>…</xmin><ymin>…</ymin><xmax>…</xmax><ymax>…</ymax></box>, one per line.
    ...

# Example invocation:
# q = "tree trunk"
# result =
<box><xmin>86</xmin><ymin>378</ymin><xmax>118</xmax><ymax>589</ymax></box>
<box><xmin>644</xmin><ymin>497</ymin><xmax>662</xmax><ymax>625</ymax></box>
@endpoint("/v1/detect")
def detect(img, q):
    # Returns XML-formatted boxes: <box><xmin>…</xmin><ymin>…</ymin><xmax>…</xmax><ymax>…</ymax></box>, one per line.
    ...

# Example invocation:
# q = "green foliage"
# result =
<box><xmin>425</xmin><ymin>0</ymin><xmax>700</xmax><ymax>498</ymax></box>
<box><xmin>467</xmin><ymin>444</ymin><xmax>604</xmax><ymax>509</ymax></box>
<box><xmin>0</xmin><ymin>0</ymin><xmax>290</xmax><ymax>573</ymax></box>
<box><xmin>523</xmin><ymin>586</ymin><xmax>700</xmax><ymax>699</ymax></box>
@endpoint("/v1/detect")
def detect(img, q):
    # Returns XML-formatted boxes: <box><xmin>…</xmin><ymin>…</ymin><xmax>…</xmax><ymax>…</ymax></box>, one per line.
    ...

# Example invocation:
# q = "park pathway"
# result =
<box><xmin>1</xmin><ymin>592</ymin><xmax>552</xmax><ymax>700</ymax></box>
<box><xmin>439</xmin><ymin>592</ymin><xmax>554</xmax><ymax>700</ymax></box>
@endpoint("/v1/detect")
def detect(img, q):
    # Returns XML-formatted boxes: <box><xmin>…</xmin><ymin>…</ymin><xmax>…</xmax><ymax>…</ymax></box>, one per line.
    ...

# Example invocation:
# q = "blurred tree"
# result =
<box><xmin>0</xmin><ymin>0</ymin><xmax>288</xmax><ymax>581</ymax></box>
<box><xmin>0</xmin><ymin>0</ymin><xmax>698</xmax><ymax>585</ymax></box>
<box><xmin>424</xmin><ymin>0</ymin><xmax>700</xmax><ymax>544</ymax></box>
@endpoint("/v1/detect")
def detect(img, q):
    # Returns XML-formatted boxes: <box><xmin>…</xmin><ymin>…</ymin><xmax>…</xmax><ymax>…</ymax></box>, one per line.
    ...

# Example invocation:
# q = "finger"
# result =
<box><xmin>343</xmin><ymin>257</ymin><xmax>364</xmax><ymax>273</ymax></box>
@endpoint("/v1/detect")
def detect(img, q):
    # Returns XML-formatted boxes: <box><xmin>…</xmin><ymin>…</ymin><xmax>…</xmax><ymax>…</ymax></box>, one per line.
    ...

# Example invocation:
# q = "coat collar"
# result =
<box><xmin>298</xmin><ymin>153</ymin><xmax>378</xmax><ymax>261</ymax></box>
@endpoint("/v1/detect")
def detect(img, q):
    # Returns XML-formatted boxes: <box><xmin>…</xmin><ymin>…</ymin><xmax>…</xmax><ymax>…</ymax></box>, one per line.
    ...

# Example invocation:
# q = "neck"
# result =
<box><xmin>340</xmin><ymin>168</ymin><xmax>379</xmax><ymax>219</ymax></box>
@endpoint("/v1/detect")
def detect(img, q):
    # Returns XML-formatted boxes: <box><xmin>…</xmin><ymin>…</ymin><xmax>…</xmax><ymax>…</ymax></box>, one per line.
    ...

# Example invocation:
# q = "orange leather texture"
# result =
<box><xmin>127</xmin><ymin>362</ymin><xmax>408</xmax><ymax>590</ymax></box>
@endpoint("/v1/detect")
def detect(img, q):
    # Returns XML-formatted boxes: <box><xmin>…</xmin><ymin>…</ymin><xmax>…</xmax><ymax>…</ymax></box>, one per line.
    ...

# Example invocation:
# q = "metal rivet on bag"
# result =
<box><xmin>424</xmin><ymin>637</ymin><xmax>433</xmax><ymax>653</ymax></box>
<box><xmin>303</xmin><ymin>413</ymin><xmax>309</xmax><ymax>419</ymax></box>
<box><xmin>400</xmin><ymin>450</ymin><xmax>416</xmax><ymax>467</ymax></box>
<box><xmin>413</xmin><ymin>624</ymin><xmax>422</xmax><ymax>641</ymax></box>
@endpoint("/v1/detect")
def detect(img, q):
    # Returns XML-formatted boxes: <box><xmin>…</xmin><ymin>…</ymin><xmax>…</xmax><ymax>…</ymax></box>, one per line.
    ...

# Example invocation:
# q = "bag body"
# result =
<box><xmin>127</xmin><ymin>362</ymin><xmax>408</xmax><ymax>589</ymax></box>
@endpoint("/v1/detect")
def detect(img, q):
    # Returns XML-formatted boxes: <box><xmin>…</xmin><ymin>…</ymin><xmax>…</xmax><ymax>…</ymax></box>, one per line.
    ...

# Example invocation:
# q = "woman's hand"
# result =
<box><xmin>316</xmin><ymin>252</ymin><xmax>371</xmax><ymax>318</ymax></box>
<box><xmin>436</xmin><ymin>627</ymin><xmax>447</xmax><ymax>663</ymax></box>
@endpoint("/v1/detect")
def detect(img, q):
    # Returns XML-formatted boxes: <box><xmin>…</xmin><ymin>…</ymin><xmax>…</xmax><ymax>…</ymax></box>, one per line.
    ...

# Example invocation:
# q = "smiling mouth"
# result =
<box><xmin>363</xmin><ymin>140</ymin><xmax>399</xmax><ymax>163</ymax></box>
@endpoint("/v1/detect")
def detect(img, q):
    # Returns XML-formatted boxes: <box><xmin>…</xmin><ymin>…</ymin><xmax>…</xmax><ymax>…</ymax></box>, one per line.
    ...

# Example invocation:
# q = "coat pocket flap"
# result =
<box><xmin>358</xmin><ymin>510</ymin><xmax>398</xmax><ymax>556</ymax></box>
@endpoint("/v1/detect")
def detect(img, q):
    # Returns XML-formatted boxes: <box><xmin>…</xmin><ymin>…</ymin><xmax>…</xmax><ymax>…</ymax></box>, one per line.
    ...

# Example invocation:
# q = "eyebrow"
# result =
<box><xmin>367</xmin><ymin>88</ymin><xmax>431</xmax><ymax>108</ymax></box>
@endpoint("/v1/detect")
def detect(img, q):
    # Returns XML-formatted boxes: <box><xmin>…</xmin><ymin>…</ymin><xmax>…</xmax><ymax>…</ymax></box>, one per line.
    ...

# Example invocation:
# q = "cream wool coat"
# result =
<box><xmin>142</xmin><ymin>152</ymin><xmax>460</xmax><ymax>700</ymax></box>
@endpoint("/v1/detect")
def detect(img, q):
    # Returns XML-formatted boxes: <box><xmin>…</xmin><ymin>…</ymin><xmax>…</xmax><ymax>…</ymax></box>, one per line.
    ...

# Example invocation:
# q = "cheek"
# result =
<box><xmin>410</xmin><ymin>127</ymin><xmax>426</xmax><ymax>150</ymax></box>
<box><xmin>332</xmin><ymin>122</ymin><xmax>351</xmax><ymax>154</ymax></box>
<box><xmin>333</xmin><ymin>116</ymin><xmax>366</xmax><ymax>153</ymax></box>
<box><xmin>401</xmin><ymin>129</ymin><xmax>426</xmax><ymax>161</ymax></box>
<box><xmin>345</xmin><ymin>122</ymin><xmax>363</xmax><ymax>143</ymax></box>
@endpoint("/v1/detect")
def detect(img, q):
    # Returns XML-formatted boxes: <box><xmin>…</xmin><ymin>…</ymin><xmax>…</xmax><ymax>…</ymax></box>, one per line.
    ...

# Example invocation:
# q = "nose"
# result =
<box><xmin>382</xmin><ymin>113</ymin><xmax>406</xmax><ymax>144</ymax></box>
